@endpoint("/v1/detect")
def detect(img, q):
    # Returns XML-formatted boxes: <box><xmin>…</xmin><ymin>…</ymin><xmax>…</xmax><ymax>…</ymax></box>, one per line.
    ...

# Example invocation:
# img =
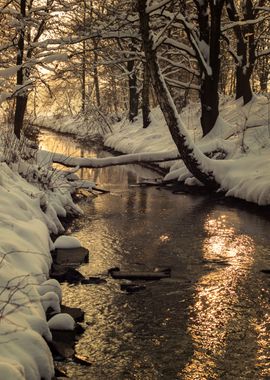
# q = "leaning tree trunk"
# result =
<box><xmin>137</xmin><ymin>0</ymin><xmax>218</xmax><ymax>188</ymax></box>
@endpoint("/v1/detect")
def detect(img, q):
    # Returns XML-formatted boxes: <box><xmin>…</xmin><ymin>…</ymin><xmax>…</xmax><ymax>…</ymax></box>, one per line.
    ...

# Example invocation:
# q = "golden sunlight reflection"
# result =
<box><xmin>159</xmin><ymin>234</ymin><xmax>170</xmax><ymax>242</ymax></box>
<box><xmin>39</xmin><ymin>131</ymin><xmax>96</xmax><ymax>159</ymax></box>
<box><xmin>180</xmin><ymin>212</ymin><xmax>262</xmax><ymax>379</ymax></box>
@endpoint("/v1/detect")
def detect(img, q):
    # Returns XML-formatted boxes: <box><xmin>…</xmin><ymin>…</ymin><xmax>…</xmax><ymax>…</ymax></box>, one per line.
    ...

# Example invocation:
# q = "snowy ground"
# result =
<box><xmin>0</xmin><ymin>141</ymin><xmax>89</xmax><ymax>379</ymax></box>
<box><xmin>104</xmin><ymin>96</ymin><xmax>270</xmax><ymax>205</ymax></box>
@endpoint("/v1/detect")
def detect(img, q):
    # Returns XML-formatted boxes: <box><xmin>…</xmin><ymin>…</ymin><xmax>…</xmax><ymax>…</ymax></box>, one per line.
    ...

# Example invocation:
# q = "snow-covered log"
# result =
<box><xmin>39</xmin><ymin>149</ymin><xmax>181</xmax><ymax>168</ymax></box>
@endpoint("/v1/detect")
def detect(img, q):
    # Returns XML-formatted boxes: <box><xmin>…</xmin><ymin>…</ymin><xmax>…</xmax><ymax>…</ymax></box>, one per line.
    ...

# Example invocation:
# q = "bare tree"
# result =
<box><xmin>224</xmin><ymin>0</ymin><xmax>270</xmax><ymax>103</ymax></box>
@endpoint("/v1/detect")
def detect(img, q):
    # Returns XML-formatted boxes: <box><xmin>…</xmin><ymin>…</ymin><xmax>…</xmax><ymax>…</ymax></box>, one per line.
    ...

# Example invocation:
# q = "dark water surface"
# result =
<box><xmin>40</xmin><ymin>131</ymin><xmax>270</xmax><ymax>380</ymax></box>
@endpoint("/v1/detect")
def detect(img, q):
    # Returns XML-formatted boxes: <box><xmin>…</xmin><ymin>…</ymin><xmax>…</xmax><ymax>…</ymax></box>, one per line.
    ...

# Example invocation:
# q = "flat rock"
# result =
<box><xmin>50</xmin><ymin>266</ymin><xmax>86</xmax><ymax>284</ymax></box>
<box><xmin>49</xmin><ymin>340</ymin><xmax>74</xmax><ymax>360</ymax></box>
<box><xmin>61</xmin><ymin>305</ymin><xmax>85</xmax><ymax>322</ymax></box>
<box><xmin>50</xmin><ymin>329</ymin><xmax>76</xmax><ymax>360</ymax></box>
<box><xmin>51</xmin><ymin>329</ymin><xmax>76</xmax><ymax>344</ymax></box>
<box><xmin>54</xmin><ymin>247</ymin><xmax>89</xmax><ymax>266</ymax></box>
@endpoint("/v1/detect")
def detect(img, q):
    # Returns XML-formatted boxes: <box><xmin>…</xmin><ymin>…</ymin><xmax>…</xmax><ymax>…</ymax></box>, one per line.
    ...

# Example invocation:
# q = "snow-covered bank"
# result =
<box><xmin>34</xmin><ymin>112</ymin><xmax>112</xmax><ymax>140</ymax></box>
<box><xmin>35</xmin><ymin>95</ymin><xmax>270</xmax><ymax>205</ymax></box>
<box><xmin>104</xmin><ymin>96</ymin><xmax>270</xmax><ymax>205</ymax></box>
<box><xmin>0</xmin><ymin>160</ymin><xmax>84</xmax><ymax>379</ymax></box>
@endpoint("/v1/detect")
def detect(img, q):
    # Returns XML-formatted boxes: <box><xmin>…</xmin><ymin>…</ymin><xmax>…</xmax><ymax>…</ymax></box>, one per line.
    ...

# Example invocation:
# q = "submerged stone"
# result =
<box><xmin>81</xmin><ymin>276</ymin><xmax>107</xmax><ymax>285</ymax></box>
<box><xmin>108</xmin><ymin>267</ymin><xmax>171</xmax><ymax>281</ymax></box>
<box><xmin>120</xmin><ymin>284</ymin><xmax>146</xmax><ymax>293</ymax></box>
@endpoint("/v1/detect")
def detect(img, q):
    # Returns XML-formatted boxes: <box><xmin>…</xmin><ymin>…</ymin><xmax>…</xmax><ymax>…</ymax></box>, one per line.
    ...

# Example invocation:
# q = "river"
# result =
<box><xmin>40</xmin><ymin>130</ymin><xmax>270</xmax><ymax>380</ymax></box>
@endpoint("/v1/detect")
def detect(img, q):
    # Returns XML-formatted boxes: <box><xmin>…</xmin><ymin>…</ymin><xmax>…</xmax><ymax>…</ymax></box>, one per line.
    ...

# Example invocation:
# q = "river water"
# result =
<box><xmin>40</xmin><ymin>130</ymin><xmax>270</xmax><ymax>380</ymax></box>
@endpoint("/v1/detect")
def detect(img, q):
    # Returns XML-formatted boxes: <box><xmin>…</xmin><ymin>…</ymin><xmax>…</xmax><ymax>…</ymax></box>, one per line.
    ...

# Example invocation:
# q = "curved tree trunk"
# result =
<box><xmin>137</xmin><ymin>0</ymin><xmax>218</xmax><ymax>188</ymax></box>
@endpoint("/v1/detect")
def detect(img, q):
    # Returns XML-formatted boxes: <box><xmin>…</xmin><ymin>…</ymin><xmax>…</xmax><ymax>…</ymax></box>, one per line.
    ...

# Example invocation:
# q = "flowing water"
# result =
<box><xmin>40</xmin><ymin>130</ymin><xmax>270</xmax><ymax>380</ymax></box>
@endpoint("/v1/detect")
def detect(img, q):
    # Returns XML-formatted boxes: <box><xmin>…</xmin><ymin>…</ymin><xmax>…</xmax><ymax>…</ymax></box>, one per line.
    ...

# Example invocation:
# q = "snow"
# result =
<box><xmin>40</xmin><ymin>53</ymin><xmax>68</xmax><ymax>63</ymax></box>
<box><xmin>0</xmin><ymin>65</ymin><xmax>21</xmax><ymax>78</ymax></box>
<box><xmin>48</xmin><ymin>313</ymin><xmax>75</xmax><ymax>331</ymax></box>
<box><xmin>0</xmin><ymin>360</ymin><xmax>25</xmax><ymax>380</ymax></box>
<box><xmin>54</xmin><ymin>235</ymin><xmax>81</xmax><ymax>249</ymax></box>
<box><xmin>0</xmin><ymin>159</ymin><xmax>85</xmax><ymax>379</ymax></box>
<box><xmin>0</xmin><ymin>164</ymin><xmax>55</xmax><ymax>378</ymax></box>
<box><xmin>37</xmin><ymin>279</ymin><xmax>62</xmax><ymax>302</ymax></box>
<box><xmin>104</xmin><ymin>95</ymin><xmax>270</xmax><ymax>205</ymax></box>
<box><xmin>40</xmin><ymin>292</ymin><xmax>61</xmax><ymax>313</ymax></box>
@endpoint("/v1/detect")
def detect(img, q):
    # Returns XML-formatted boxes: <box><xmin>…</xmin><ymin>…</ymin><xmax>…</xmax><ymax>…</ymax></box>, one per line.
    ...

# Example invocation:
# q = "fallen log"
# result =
<box><xmin>41</xmin><ymin>149</ymin><xmax>180</xmax><ymax>168</ymax></box>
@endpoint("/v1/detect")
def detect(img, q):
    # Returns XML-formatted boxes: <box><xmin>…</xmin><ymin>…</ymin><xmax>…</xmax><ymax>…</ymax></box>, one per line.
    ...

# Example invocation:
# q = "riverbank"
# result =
<box><xmin>0</xmin><ymin>146</ymin><xmax>86</xmax><ymax>379</ymax></box>
<box><xmin>104</xmin><ymin>96</ymin><xmax>270</xmax><ymax>206</ymax></box>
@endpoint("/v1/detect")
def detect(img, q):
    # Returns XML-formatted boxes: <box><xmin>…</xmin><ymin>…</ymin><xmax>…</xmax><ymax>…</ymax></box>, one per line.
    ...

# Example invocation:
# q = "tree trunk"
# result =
<box><xmin>14</xmin><ymin>0</ymin><xmax>26</xmax><ymax>140</ymax></box>
<box><xmin>259</xmin><ymin>66</ymin><xmax>268</xmax><ymax>92</ymax></box>
<box><xmin>111</xmin><ymin>74</ymin><xmax>119</xmax><ymax>117</ymax></box>
<box><xmin>127</xmin><ymin>42</ymin><xmax>138</xmax><ymax>122</ymax></box>
<box><xmin>236</xmin><ymin>67</ymin><xmax>253</xmax><ymax>104</ymax></box>
<box><xmin>200</xmin><ymin>76</ymin><xmax>219</xmax><ymax>136</ymax></box>
<box><xmin>93</xmin><ymin>39</ymin><xmax>101</xmax><ymax>108</ymax></box>
<box><xmin>81</xmin><ymin>40</ymin><xmax>86</xmax><ymax>113</ymax></box>
<box><xmin>142</xmin><ymin>62</ymin><xmax>151</xmax><ymax>128</ymax></box>
<box><xmin>81</xmin><ymin>0</ymin><xmax>87</xmax><ymax>113</ymax></box>
<box><xmin>14</xmin><ymin>97</ymin><xmax>28</xmax><ymax>139</ymax></box>
<box><xmin>225</xmin><ymin>0</ymin><xmax>254</xmax><ymax>104</ymax></box>
<box><xmin>197</xmin><ymin>0</ymin><xmax>224</xmax><ymax>136</ymax></box>
<box><xmin>137</xmin><ymin>0</ymin><xmax>218</xmax><ymax>188</ymax></box>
